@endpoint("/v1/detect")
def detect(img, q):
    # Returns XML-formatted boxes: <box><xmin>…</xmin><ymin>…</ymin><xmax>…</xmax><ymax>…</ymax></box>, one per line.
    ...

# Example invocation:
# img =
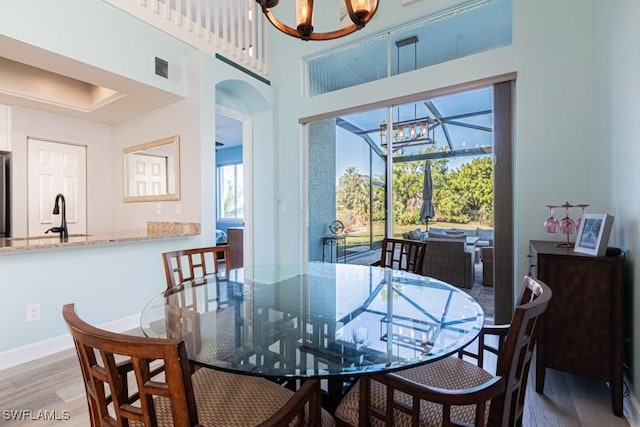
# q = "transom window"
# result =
<box><xmin>305</xmin><ymin>0</ymin><xmax>512</xmax><ymax>97</ymax></box>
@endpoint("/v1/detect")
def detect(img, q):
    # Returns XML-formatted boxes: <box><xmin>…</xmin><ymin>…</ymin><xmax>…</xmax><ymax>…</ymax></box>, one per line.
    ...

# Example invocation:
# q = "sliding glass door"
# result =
<box><xmin>307</xmin><ymin>108</ymin><xmax>387</xmax><ymax>262</ymax></box>
<box><xmin>307</xmin><ymin>85</ymin><xmax>495</xmax><ymax>264</ymax></box>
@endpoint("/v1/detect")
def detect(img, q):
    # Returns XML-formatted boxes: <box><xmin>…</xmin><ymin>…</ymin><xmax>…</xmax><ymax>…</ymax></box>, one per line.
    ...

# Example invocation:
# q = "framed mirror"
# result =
<box><xmin>123</xmin><ymin>135</ymin><xmax>180</xmax><ymax>202</ymax></box>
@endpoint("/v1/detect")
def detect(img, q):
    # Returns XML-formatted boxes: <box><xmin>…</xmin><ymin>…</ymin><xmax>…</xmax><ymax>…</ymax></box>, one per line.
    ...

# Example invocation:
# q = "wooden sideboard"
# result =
<box><xmin>227</xmin><ymin>227</ymin><xmax>243</xmax><ymax>269</ymax></box>
<box><xmin>529</xmin><ymin>240</ymin><xmax>624</xmax><ymax>416</ymax></box>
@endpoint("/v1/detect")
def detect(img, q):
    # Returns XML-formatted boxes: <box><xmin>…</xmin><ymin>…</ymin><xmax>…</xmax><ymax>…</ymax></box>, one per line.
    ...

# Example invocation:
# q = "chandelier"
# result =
<box><xmin>255</xmin><ymin>0</ymin><xmax>379</xmax><ymax>41</ymax></box>
<box><xmin>380</xmin><ymin>117</ymin><xmax>436</xmax><ymax>148</ymax></box>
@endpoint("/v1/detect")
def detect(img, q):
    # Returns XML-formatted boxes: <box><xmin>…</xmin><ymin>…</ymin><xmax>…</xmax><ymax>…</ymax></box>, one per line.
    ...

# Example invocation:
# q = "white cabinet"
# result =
<box><xmin>0</xmin><ymin>105</ymin><xmax>10</xmax><ymax>151</ymax></box>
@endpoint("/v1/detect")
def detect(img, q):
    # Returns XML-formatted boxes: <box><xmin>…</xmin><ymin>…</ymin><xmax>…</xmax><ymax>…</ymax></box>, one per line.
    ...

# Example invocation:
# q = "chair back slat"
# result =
<box><xmin>490</xmin><ymin>276</ymin><xmax>552</xmax><ymax>426</ymax></box>
<box><xmin>378</xmin><ymin>238</ymin><xmax>426</xmax><ymax>274</ymax></box>
<box><xmin>63</xmin><ymin>304</ymin><xmax>199</xmax><ymax>427</ymax></box>
<box><xmin>162</xmin><ymin>245</ymin><xmax>231</xmax><ymax>289</ymax></box>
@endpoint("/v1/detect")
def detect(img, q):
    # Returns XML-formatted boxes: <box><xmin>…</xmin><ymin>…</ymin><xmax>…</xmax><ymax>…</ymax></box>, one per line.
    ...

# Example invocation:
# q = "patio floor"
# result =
<box><xmin>345</xmin><ymin>250</ymin><xmax>495</xmax><ymax>323</ymax></box>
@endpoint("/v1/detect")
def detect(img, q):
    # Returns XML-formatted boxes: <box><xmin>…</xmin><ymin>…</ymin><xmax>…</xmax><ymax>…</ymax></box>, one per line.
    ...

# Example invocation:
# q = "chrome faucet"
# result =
<box><xmin>45</xmin><ymin>193</ymin><xmax>68</xmax><ymax>241</ymax></box>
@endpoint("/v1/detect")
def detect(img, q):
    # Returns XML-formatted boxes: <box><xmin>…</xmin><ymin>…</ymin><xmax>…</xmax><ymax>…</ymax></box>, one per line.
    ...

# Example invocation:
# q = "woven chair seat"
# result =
<box><xmin>145</xmin><ymin>368</ymin><xmax>335</xmax><ymax>426</ymax></box>
<box><xmin>192</xmin><ymin>336</ymin><xmax>236</xmax><ymax>368</ymax></box>
<box><xmin>336</xmin><ymin>357</ymin><xmax>493</xmax><ymax>427</ymax></box>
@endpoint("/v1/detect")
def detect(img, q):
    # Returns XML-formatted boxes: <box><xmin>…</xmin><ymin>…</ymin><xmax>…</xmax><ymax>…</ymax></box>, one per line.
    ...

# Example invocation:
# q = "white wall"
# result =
<box><xmin>267</xmin><ymin>0</ymin><xmax>640</xmax><ymax>401</ymax></box>
<box><xmin>0</xmin><ymin>236</ymin><xmax>199</xmax><ymax>367</ymax></box>
<box><xmin>0</xmin><ymin>1</ymin><xmax>204</xmax><ymax>369</ymax></box>
<box><xmin>0</xmin><ymin>0</ymin><xmax>190</xmax><ymax>97</ymax></box>
<box><xmin>5</xmin><ymin>0</ymin><xmax>636</xmax><ymax>399</ymax></box>
<box><xmin>0</xmin><ymin>2</ymin><xmax>277</xmax><ymax>369</ymax></box>
<box><xmin>111</xmin><ymin>77</ymin><xmax>204</xmax><ymax>231</ymax></box>
<box><xmin>267</xmin><ymin>0</ymin><xmax>604</xmax><ymax>284</ymax></box>
<box><xmin>1</xmin><ymin>0</ymin><xmax>199</xmax><ymax>237</ymax></box>
<box><xmin>511</xmin><ymin>0</ymin><xmax>599</xmax><ymax>280</ymax></box>
<box><xmin>9</xmin><ymin>106</ymin><xmax>114</xmax><ymax>235</ymax></box>
<box><xmin>594</xmin><ymin>0</ymin><xmax>640</xmax><ymax>396</ymax></box>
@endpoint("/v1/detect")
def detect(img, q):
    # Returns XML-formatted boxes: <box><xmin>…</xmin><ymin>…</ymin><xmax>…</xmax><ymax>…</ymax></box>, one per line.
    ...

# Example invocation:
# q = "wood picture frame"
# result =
<box><xmin>573</xmin><ymin>213</ymin><xmax>614</xmax><ymax>256</ymax></box>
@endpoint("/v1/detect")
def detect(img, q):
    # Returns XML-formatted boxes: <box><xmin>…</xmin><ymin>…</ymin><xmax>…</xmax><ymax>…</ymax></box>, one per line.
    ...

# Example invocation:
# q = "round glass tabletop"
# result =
<box><xmin>141</xmin><ymin>262</ymin><xmax>484</xmax><ymax>379</ymax></box>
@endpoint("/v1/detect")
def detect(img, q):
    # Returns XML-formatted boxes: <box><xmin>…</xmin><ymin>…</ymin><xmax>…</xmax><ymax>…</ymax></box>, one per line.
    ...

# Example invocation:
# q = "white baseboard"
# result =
<box><xmin>0</xmin><ymin>313</ymin><xmax>140</xmax><ymax>372</ymax></box>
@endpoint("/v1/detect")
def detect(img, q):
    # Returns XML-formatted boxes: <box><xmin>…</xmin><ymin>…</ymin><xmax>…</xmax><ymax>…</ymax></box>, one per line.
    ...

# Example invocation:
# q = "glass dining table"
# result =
<box><xmin>140</xmin><ymin>262</ymin><xmax>484</xmax><ymax>409</ymax></box>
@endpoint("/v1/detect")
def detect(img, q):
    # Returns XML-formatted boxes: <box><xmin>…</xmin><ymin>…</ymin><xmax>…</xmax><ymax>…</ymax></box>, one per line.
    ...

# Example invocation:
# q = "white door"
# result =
<box><xmin>27</xmin><ymin>138</ymin><xmax>87</xmax><ymax>237</ymax></box>
<box><xmin>127</xmin><ymin>153</ymin><xmax>167</xmax><ymax>196</ymax></box>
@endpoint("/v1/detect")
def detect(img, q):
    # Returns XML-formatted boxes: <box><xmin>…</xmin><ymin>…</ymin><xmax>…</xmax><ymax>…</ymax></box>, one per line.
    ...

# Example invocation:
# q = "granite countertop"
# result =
<box><xmin>0</xmin><ymin>221</ymin><xmax>200</xmax><ymax>254</ymax></box>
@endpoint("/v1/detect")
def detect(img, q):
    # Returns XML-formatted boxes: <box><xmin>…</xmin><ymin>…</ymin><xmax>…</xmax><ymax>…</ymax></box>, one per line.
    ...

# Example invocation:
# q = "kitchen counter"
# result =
<box><xmin>0</xmin><ymin>221</ymin><xmax>200</xmax><ymax>254</ymax></box>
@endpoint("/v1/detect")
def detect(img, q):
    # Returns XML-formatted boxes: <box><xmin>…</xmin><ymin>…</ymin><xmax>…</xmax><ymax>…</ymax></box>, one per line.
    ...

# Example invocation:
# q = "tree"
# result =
<box><xmin>458</xmin><ymin>157</ymin><xmax>493</xmax><ymax>221</ymax></box>
<box><xmin>336</xmin><ymin>167</ymin><xmax>370</xmax><ymax>228</ymax></box>
<box><xmin>335</xmin><ymin>155</ymin><xmax>494</xmax><ymax>229</ymax></box>
<box><xmin>434</xmin><ymin>157</ymin><xmax>493</xmax><ymax>224</ymax></box>
<box><xmin>392</xmin><ymin>158</ymin><xmax>424</xmax><ymax>225</ymax></box>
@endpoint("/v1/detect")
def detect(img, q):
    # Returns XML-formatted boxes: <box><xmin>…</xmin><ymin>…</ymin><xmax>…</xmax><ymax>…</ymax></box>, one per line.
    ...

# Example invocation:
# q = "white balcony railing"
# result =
<box><xmin>103</xmin><ymin>0</ymin><xmax>268</xmax><ymax>77</ymax></box>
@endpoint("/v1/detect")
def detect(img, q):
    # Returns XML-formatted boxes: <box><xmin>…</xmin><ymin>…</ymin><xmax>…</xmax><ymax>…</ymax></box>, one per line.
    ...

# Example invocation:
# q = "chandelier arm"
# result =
<box><xmin>345</xmin><ymin>0</ymin><xmax>379</xmax><ymax>26</ymax></box>
<box><xmin>257</xmin><ymin>0</ymin><xmax>379</xmax><ymax>41</ymax></box>
<box><xmin>299</xmin><ymin>0</ymin><xmax>315</xmax><ymax>40</ymax></box>
<box><xmin>263</xmin><ymin>10</ymin><xmax>307</xmax><ymax>38</ymax></box>
<box><xmin>344</xmin><ymin>0</ymin><xmax>362</xmax><ymax>26</ymax></box>
<box><xmin>264</xmin><ymin>17</ymin><xmax>373</xmax><ymax>41</ymax></box>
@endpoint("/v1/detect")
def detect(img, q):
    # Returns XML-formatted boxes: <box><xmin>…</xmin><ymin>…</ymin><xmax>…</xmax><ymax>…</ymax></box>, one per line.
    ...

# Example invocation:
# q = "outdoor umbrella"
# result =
<box><xmin>419</xmin><ymin>160</ymin><xmax>435</xmax><ymax>230</ymax></box>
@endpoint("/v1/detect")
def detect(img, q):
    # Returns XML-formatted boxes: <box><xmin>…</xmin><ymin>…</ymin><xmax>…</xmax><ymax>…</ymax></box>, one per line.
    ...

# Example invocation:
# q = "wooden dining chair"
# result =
<box><xmin>162</xmin><ymin>245</ymin><xmax>231</xmax><ymax>290</ymax></box>
<box><xmin>335</xmin><ymin>276</ymin><xmax>552</xmax><ymax>427</ymax></box>
<box><xmin>63</xmin><ymin>303</ymin><xmax>334</xmax><ymax>427</ymax></box>
<box><xmin>372</xmin><ymin>238</ymin><xmax>426</xmax><ymax>274</ymax></box>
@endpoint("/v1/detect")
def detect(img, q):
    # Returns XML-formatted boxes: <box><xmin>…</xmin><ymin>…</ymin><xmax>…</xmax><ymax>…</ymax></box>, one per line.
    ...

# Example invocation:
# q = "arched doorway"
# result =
<box><xmin>215</xmin><ymin>79</ymin><xmax>275</xmax><ymax>266</ymax></box>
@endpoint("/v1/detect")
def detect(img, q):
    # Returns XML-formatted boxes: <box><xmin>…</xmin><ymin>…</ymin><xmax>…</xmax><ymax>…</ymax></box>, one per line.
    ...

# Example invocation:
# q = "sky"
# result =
<box><xmin>334</xmin><ymin>85</ymin><xmax>494</xmax><ymax>183</ymax></box>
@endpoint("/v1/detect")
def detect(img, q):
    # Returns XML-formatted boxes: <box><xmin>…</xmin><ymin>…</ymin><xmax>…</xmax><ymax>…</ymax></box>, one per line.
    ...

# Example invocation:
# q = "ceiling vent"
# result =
<box><xmin>155</xmin><ymin>57</ymin><xmax>169</xmax><ymax>79</ymax></box>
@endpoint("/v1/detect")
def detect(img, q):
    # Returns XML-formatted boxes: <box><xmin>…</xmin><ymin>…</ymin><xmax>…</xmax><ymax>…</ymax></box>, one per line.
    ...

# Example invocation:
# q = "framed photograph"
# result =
<box><xmin>574</xmin><ymin>214</ymin><xmax>614</xmax><ymax>256</ymax></box>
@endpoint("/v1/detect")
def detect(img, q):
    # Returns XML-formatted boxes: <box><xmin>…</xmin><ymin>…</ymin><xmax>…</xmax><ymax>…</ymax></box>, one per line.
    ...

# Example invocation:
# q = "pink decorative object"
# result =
<box><xmin>558</xmin><ymin>216</ymin><xmax>575</xmax><ymax>234</ymax></box>
<box><xmin>559</xmin><ymin>203</ymin><xmax>576</xmax><ymax>234</ymax></box>
<box><xmin>543</xmin><ymin>205</ymin><xmax>559</xmax><ymax>233</ymax></box>
<box><xmin>543</xmin><ymin>201</ymin><xmax>588</xmax><ymax>248</ymax></box>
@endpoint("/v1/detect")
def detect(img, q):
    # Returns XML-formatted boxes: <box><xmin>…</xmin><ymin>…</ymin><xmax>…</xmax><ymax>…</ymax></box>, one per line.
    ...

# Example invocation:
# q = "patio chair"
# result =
<box><xmin>335</xmin><ymin>275</ymin><xmax>551</xmax><ymax>426</ymax></box>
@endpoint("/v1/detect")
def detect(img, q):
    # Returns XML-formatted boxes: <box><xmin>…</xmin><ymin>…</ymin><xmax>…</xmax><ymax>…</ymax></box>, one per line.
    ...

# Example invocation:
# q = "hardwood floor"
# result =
<box><xmin>0</xmin><ymin>344</ymin><xmax>632</xmax><ymax>426</ymax></box>
<box><xmin>524</xmin><ymin>369</ymin><xmax>632</xmax><ymax>426</ymax></box>
<box><xmin>0</xmin><ymin>349</ymin><xmax>88</xmax><ymax>427</ymax></box>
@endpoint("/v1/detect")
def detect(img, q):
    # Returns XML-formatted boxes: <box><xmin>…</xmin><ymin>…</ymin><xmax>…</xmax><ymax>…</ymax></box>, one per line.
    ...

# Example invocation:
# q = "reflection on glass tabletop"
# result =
<box><xmin>140</xmin><ymin>262</ymin><xmax>484</xmax><ymax>379</ymax></box>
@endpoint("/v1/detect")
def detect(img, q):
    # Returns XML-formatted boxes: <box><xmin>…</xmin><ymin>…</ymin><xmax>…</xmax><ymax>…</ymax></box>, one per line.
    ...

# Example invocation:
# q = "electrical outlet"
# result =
<box><xmin>26</xmin><ymin>304</ymin><xmax>41</xmax><ymax>322</ymax></box>
<box><xmin>176</xmin><ymin>204</ymin><xmax>182</xmax><ymax>215</ymax></box>
<box><xmin>155</xmin><ymin>204</ymin><xmax>161</xmax><ymax>214</ymax></box>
